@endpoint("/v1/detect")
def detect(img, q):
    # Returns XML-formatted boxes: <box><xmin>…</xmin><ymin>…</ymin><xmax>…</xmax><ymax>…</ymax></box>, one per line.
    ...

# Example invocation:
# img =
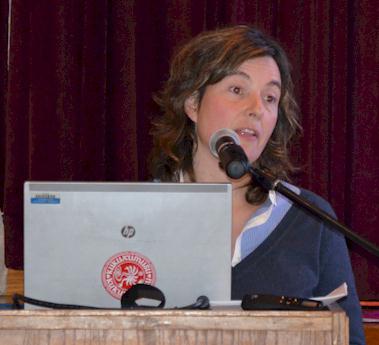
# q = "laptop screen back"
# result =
<box><xmin>24</xmin><ymin>182</ymin><xmax>232</xmax><ymax>308</ymax></box>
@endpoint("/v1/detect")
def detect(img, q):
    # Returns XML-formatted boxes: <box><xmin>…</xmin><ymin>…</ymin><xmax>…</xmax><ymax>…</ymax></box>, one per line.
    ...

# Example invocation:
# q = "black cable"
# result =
<box><xmin>13</xmin><ymin>294</ymin><xmax>104</xmax><ymax>309</ymax></box>
<box><xmin>12</xmin><ymin>289</ymin><xmax>210</xmax><ymax>310</ymax></box>
<box><xmin>178</xmin><ymin>296</ymin><xmax>210</xmax><ymax>310</ymax></box>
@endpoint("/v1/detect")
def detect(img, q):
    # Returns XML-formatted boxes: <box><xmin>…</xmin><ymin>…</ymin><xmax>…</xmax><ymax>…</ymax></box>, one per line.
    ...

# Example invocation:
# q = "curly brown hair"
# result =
<box><xmin>150</xmin><ymin>25</ymin><xmax>302</xmax><ymax>204</ymax></box>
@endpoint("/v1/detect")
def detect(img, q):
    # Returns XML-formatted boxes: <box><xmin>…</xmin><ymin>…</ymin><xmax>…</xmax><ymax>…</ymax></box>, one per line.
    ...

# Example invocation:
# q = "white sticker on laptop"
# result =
<box><xmin>101</xmin><ymin>251</ymin><xmax>157</xmax><ymax>300</ymax></box>
<box><xmin>30</xmin><ymin>193</ymin><xmax>61</xmax><ymax>204</ymax></box>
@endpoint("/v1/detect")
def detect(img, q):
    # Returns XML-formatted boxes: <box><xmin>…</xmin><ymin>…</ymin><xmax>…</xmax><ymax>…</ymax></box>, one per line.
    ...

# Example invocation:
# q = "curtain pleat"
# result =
<box><xmin>348</xmin><ymin>0</ymin><xmax>379</xmax><ymax>297</ymax></box>
<box><xmin>0</xmin><ymin>0</ymin><xmax>9</xmax><ymax>211</ymax></box>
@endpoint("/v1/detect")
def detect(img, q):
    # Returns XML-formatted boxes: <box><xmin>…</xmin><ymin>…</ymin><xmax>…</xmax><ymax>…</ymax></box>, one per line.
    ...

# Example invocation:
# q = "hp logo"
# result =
<box><xmin>121</xmin><ymin>225</ymin><xmax>136</xmax><ymax>238</ymax></box>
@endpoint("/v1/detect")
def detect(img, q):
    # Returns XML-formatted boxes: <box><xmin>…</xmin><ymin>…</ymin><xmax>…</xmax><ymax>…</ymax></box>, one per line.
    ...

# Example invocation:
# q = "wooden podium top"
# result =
<box><xmin>0</xmin><ymin>308</ymin><xmax>348</xmax><ymax>345</ymax></box>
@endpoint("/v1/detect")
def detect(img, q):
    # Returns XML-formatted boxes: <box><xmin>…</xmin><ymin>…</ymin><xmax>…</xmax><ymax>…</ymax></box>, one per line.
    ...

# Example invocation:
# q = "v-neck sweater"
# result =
<box><xmin>231</xmin><ymin>188</ymin><xmax>365</xmax><ymax>345</ymax></box>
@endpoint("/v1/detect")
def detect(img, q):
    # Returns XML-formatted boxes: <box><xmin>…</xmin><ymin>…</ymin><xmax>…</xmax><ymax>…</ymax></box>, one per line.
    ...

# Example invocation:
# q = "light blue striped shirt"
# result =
<box><xmin>232</xmin><ymin>182</ymin><xmax>300</xmax><ymax>266</ymax></box>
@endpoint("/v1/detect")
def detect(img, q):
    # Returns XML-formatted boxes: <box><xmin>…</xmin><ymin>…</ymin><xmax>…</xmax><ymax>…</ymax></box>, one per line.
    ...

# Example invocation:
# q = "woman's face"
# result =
<box><xmin>185</xmin><ymin>56</ymin><xmax>281</xmax><ymax>165</ymax></box>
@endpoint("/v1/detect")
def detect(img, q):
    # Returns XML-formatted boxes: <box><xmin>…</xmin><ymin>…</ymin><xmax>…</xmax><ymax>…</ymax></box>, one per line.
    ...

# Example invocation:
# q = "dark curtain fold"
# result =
<box><xmin>347</xmin><ymin>0</ymin><xmax>379</xmax><ymax>297</ymax></box>
<box><xmin>0</xmin><ymin>0</ymin><xmax>8</xmax><ymax>211</ymax></box>
<box><xmin>1</xmin><ymin>0</ymin><xmax>378</xmax><ymax>298</ymax></box>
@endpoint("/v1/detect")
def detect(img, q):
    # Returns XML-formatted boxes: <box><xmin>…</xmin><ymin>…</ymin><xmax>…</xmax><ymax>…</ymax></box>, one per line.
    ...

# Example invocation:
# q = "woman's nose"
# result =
<box><xmin>246</xmin><ymin>93</ymin><xmax>264</xmax><ymax>119</ymax></box>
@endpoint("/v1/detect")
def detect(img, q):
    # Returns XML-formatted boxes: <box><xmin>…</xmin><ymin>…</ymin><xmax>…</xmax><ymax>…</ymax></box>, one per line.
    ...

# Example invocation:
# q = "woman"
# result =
<box><xmin>150</xmin><ymin>25</ymin><xmax>365</xmax><ymax>345</ymax></box>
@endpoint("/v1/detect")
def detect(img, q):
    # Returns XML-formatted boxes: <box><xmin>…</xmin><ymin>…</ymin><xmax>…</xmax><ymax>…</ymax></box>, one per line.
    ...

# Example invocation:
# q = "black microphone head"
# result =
<box><xmin>209</xmin><ymin>128</ymin><xmax>240</xmax><ymax>157</ymax></box>
<box><xmin>209</xmin><ymin>128</ymin><xmax>248</xmax><ymax>179</ymax></box>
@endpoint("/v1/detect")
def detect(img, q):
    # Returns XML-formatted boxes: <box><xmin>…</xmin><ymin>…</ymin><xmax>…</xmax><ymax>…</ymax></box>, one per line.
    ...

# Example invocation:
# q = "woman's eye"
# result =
<box><xmin>230</xmin><ymin>86</ymin><xmax>242</xmax><ymax>95</ymax></box>
<box><xmin>265</xmin><ymin>95</ymin><xmax>278</xmax><ymax>104</ymax></box>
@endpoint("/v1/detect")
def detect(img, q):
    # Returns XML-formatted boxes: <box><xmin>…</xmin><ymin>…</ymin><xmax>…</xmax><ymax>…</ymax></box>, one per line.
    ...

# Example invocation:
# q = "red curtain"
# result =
<box><xmin>1</xmin><ymin>0</ymin><xmax>378</xmax><ymax>298</ymax></box>
<box><xmin>0</xmin><ymin>0</ymin><xmax>8</xmax><ymax>211</ymax></box>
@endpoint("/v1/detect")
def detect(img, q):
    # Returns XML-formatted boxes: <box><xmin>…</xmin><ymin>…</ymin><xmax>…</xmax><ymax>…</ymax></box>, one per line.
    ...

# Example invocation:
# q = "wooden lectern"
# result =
<box><xmin>0</xmin><ymin>308</ymin><xmax>348</xmax><ymax>345</ymax></box>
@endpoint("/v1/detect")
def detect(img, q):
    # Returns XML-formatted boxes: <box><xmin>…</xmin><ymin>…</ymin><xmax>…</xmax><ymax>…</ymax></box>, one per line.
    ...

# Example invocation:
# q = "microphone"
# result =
<box><xmin>209</xmin><ymin>128</ymin><xmax>249</xmax><ymax>179</ymax></box>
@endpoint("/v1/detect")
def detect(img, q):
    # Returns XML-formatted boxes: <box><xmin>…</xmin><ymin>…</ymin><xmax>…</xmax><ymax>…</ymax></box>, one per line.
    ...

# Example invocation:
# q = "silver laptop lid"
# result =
<box><xmin>24</xmin><ymin>182</ymin><xmax>232</xmax><ymax>308</ymax></box>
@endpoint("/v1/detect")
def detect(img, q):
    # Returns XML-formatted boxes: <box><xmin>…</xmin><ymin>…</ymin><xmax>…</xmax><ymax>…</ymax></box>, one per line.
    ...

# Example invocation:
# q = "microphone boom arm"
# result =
<box><xmin>248</xmin><ymin>166</ymin><xmax>379</xmax><ymax>258</ymax></box>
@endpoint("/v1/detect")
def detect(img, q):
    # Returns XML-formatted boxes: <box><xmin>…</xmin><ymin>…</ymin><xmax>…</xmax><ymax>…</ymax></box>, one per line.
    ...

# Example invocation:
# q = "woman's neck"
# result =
<box><xmin>185</xmin><ymin>147</ymin><xmax>252</xmax><ymax>204</ymax></box>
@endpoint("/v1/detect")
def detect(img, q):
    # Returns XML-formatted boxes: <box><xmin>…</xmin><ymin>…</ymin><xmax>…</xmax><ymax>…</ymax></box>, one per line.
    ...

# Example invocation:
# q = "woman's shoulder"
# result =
<box><xmin>283</xmin><ymin>182</ymin><xmax>336</xmax><ymax>218</ymax></box>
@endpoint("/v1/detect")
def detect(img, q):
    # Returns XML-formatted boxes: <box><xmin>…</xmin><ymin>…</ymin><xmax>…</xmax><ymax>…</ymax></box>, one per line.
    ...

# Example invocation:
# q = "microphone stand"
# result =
<box><xmin>248</xmin><ymin>166</ymin><xmax>379</xmax><ymax>258</ymax></box>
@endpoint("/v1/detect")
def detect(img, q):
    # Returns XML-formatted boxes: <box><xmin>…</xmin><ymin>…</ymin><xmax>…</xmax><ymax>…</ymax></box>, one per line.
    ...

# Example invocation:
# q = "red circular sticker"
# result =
<box><xmin>101</xmin><ymin>251</ymin><xmax>156</xmax><ymax>300</ymax></box>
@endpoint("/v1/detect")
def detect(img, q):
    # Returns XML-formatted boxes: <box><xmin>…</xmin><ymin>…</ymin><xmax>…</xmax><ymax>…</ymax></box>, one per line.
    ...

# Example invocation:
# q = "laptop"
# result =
<box><xmin>24</xmin><ymin>182</ymin><xmax>232</xmax><ymax>308</ymax></box>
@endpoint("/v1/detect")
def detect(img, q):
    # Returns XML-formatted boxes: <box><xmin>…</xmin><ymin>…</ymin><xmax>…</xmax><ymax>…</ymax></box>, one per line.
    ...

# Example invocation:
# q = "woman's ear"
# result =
<box><xmin>184</xmin><ymin>93</ymin><xmax>199</xmax><ymax>123</ymax></box>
